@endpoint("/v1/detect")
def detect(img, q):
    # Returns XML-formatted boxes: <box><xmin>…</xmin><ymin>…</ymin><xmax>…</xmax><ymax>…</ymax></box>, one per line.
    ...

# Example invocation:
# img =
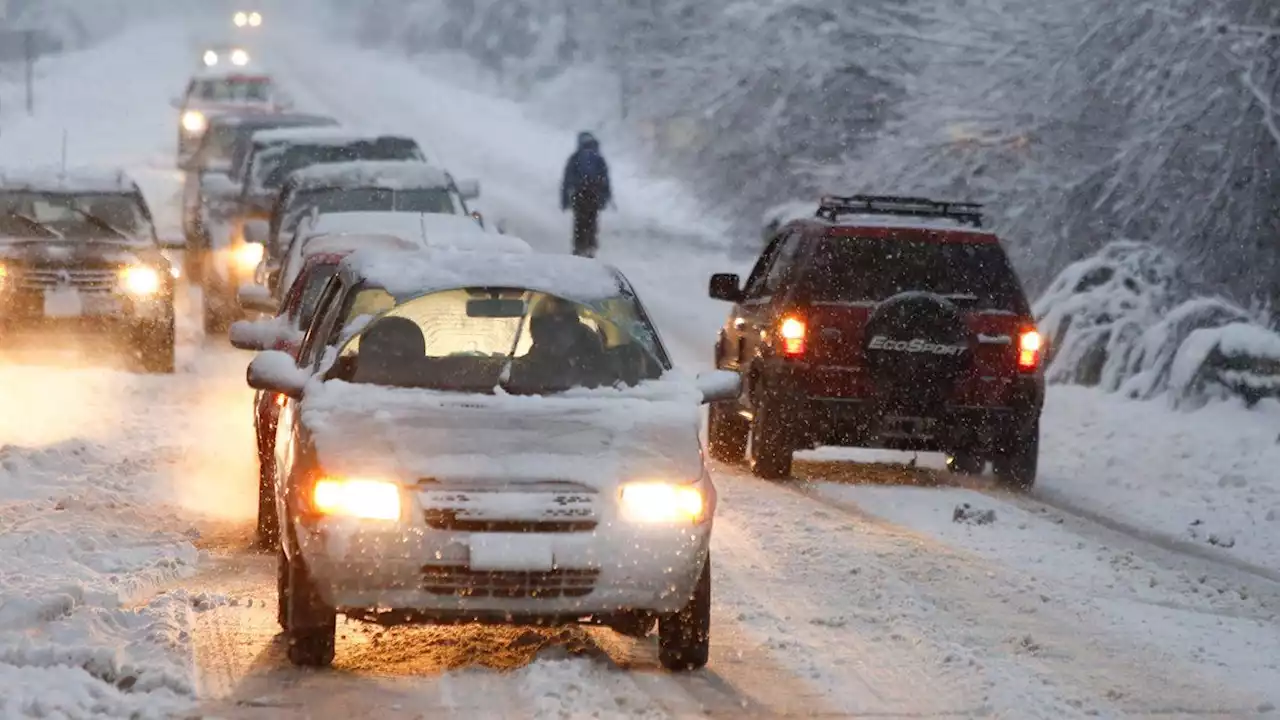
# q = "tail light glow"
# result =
<box><xmin>1017</xmin><ymin>329</ymin><xmax>1043</xmax><ymax>370</ymax></box>
<box><xmin>779</xmin><ymin>316</ymin><xmax>806</xmax><ymax>356</ymax></box>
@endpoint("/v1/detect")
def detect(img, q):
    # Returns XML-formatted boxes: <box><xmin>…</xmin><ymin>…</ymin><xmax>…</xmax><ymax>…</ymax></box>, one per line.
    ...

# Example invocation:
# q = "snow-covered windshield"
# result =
<box><xmin>328</xmin><ymin>288</ymin><xmax>666</xmax><ymax>395</ymax></box>
<box><xmin>191</xmin><ymin>76</ymin><xmax>271</xmax><ymax>103</ymax></box>
<box><xmin>283</xmin><ymin>187</ymin><xmax>459</xmax><ymax>233</ymax></box>
<box><xmin>292</xmin><ymin>265</ymin><xmax>339</xmax><ymax>326</ymax></box>
<box><xmin>804</xmin><ymin>238</ymin><xmax>1028</xmax><ymax>312</ymax></box>
<box><xmin>252</xmin><ymin>140</ymin><xmax>423</xmax><ymax>191</ymax></box>
<box><xmin>0</xmin><ymin>191</ymin><xmax>151</xmax><ymax>242</ymax></box>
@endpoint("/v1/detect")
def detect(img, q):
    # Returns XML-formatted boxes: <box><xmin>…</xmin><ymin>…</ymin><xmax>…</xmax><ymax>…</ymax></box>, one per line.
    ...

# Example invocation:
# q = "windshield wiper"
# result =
<box><xmin>2</xmin><ymin>210</ymin><xmax>61</xmax><ymax>239</ymax></box>
<box><xmin>67</xmin><ymin>206</ymin><xmax>128</xmax><ymax>239</ymax></box>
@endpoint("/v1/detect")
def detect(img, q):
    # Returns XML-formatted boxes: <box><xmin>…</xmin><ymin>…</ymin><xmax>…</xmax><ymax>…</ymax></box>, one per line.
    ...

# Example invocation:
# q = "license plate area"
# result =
<box><xmin>881</xmin><ymin>415</ymin><xmax>938</xmax><ymax>439</ymax></box>
<box><xmin>43</xmin><ymin>286</ymin><xmax>83</xmax><ymax>318</ymax></box>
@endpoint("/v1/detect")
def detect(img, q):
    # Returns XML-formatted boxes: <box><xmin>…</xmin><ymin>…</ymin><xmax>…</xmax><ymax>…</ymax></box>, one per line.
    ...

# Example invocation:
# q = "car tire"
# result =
<box><xmin>946</xmin><ymin>452</ymin><xmax>985</xmax><ymax>475</ymax></box>
<box><xmin>749</xmin><ymin>395</ymin><xmax>793</xmax><ymax>479</ymax></box>
<box><xmin>605</xmin><ymin>612</ymin><xmax>656</xmax><ymax>639</ymax></box>
<box><xmin>993</xmin><ymin>419</ymin><xmax>1039</xmax><ymax>490</ymax></box>
<box><xmin>276</xmin><ymin>547</ymin><xmax>289</xmax><ymax>630</ymax></box>
<box><xmin>283</xmin><ymin>548</ymin><xmax>337</xmax><ymax>667</ymax></box>
<box><xmin>707</xmin><ymin>402</ymin><xmax>748</xmax><ymax>463</ymax></box>
<box><xmin>658</xmin><ymin>553</ymin><xmax>711</xmax><ymax>672</ymax></box>
<box><xmin>136</xmin><ymin>313</ymin><xmax>176</xmax><ymax>374</ymax></box>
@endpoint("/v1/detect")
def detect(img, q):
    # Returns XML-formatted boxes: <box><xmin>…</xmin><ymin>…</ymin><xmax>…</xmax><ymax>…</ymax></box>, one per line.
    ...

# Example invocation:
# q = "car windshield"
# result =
<box><xmin>802</xmin><ymin>237</ymin><xmax>1029</xmax><ymax>312</ymax></box>
<box><xmin>0</xmin><ymin>191</ymin><xmax>151</xmax><ymax>242</ymax></box>
<box><xmin>283</xmin><ymin>187</ymin><xmax>459</xmax><ymax>233</ymax></box>
<box><xmin>253</xmin><ymin>140</ymin><xmax>423</xmax><ymax>191</ymax></box>
<box><xmin>328</xmin><ymin>288</ymin><xmax>667</xmax><ymax>395</ymax></box>
<box><xmin>197</xmin><ymin>124</ymin><xmax>241</xmax><ymax>165</ymax></box>
<box><xmin>292</xmin><ymin>265</ymin><xmax>339</xmax><ymax>326</ymax></box>
<box><xmin>192</xmin><ymin>76</ymin><xmax>271</xmax><ymax>103</ymax></box>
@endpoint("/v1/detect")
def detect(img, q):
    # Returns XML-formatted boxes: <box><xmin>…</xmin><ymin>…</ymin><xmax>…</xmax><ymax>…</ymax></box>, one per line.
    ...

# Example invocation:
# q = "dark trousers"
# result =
<box><xmin>572</xmin><ymin>199</ymin><xmax>600</xmax><ymax>257</ymax></box>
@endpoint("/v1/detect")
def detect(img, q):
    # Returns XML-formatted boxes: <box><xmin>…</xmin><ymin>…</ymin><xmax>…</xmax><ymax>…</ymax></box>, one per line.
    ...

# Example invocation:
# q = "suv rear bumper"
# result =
<box><xmin>806</xmin><ymin>398</ymin><xmax>1036</xmax><ymax>453</ymax></box>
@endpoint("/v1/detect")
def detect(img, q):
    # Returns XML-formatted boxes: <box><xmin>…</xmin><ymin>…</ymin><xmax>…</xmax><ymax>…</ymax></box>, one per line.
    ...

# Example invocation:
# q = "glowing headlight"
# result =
<box><xmin>120</xmin><ymin>266</ymin><xmax>161</xmax><ymax>296</ymax></box>
<box><xmin>312</xmin><ymin>477</ymin><xmax>401</xmax><ymax>520</ymax></box>
<box><xmin>230</xmin><ymin>49</ymin><xmax>250</xmax><ymax>66</ymax></box>
<box><xmin>181</xmin><ymin>110</ymin><xmax>206</xmax><ymax>133</ymax></box>
<box><xmin>248</xmin><ymin>12</ymin><xmax>262</xmax><ymax>27</ymax></box>
<box><xmin>203</xmin><ymin>50</ymin><xmax>218</xmax><ymax>66</ymax></box>
<box><xmin>233</xmin><ymin>11</ymin><xmax>248</xmax><ymax>26</ymax></box>
<box><xmin>0</xmin><ymin>263</ymin><xmax>8</xmax><ymax>288</ymax></box>
<box><xmin>618</xmin><ymin>481</ymin><xmax>705</xmax><ymax>524</ymax></box>
<box><xmin>234</xmin><ymin>242</ymin><xmax>264</xmax><ymax>271</ymax></box>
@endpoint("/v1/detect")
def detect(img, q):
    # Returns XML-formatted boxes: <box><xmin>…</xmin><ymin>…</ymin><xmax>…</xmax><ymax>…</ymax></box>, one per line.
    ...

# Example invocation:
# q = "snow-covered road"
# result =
<box><xmin>1</xmin><ymin>19</ymin><xmax>1278</xmax><ymax>720</ymax></box>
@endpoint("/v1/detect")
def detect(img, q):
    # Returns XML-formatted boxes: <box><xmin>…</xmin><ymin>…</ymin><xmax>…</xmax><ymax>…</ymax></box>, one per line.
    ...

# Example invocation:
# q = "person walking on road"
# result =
<box><xmin>561</xmin><ymin>131</ymin><xmax>612</xmax><ymax>257</ymax></box>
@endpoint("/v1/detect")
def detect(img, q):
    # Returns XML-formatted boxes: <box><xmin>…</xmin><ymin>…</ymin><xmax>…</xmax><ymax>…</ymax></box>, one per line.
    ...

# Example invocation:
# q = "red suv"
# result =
<box><xmin>707</xmin><ymin>195</ymin><xmax>1044</xmax><ymax>487</ymax></box>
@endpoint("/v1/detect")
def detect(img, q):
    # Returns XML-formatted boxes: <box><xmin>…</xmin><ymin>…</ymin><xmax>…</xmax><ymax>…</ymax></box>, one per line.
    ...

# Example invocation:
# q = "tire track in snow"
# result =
<box><xmin>714</xmin><ymin>467</ymin><xmax>1272</xmax><ymax>717</ymax></box>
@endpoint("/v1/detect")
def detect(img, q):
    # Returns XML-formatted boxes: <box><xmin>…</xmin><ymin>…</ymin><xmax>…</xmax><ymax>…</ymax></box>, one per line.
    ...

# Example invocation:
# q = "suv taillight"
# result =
<box><xmin>1017</xmin><ymin>329</ymin><xmax>1043</xmax><ymax>371</ymax></box>
<box><xmin>779</xmin><ymin>316</ymin><xmax>806</xmax><ymax>356</ymax></box>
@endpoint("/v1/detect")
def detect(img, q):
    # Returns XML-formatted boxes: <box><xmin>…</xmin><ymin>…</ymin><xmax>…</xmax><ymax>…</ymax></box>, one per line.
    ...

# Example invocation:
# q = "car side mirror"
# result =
<box><xmin>237</xmin><ymin>283</ymin><xmax>279</xmax><ymax>314</ymax></box>
<box><xmin>247</xmin><ymin>350</ymin><xmax>309</xmax><ymax>398</ymax></box>
<box><xmin>243</xmin><ymin>219</ymin><xmax>270</xmax><ymax>246</ymax></box>
<box><xmin>696</xmin><ymin>370</ymin><xmax>741</xmax><ymax>404</ymax></box>
<box><xmin>455</xmin><ymin>179</ymin><xmax>481</xmax><ymax>200</ymax></box>
<box><xmin>230</xmin><ymin>319</ymin><xmax>283</xmax><ymax>351</ymax></box>
<box><xmin>709</xmin><ymin>273</ymin><xmax>743</xmax><ymax>302</ymax></box>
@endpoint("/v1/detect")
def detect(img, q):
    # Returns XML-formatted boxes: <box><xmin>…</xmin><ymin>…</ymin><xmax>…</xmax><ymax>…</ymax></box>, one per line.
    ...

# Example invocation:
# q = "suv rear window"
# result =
<box><xmin>803</xmin><ymin>237</ymin><xmax>1028</xmax><ymax>312</ymax></box>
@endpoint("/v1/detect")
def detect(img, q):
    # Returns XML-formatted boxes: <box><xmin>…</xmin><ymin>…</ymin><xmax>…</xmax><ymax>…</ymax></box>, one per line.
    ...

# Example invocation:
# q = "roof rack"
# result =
<box><xmin>815</xmin><ymin>194</ymin><xmax>984</xmax><ymax>228</ymax></box>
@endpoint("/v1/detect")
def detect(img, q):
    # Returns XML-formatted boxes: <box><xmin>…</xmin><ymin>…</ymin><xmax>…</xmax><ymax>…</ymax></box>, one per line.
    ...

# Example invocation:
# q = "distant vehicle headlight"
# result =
<box><xmin>0</xmin><ymin>263</ymin><xmax>8</xmax><ymax>289</ymax></box>
<box><xmin>311</xmin><ymin>477</ymin><xmax>401</xmax><ymax>520</ymax></box>
<box><xmin>121</xmin><ymin>266</ymin><xmax>161</xmax><ymax>296</ymax></box>
<box><xmin>203</xmin><ymin>50</ymin><xmax>218</xmax><ymax>66</ymax></box>
<box><xmin>248</xmin><ymin>12</ymin><xmax>263</xmax><ymax>27</ymax></box>
<box><xmin>230</xmin><ymin>48</ymin><xmax>250</xmax><ymax>66</ymax></box>
<box><xmin>234</xmin><ymin>242</ymin><xmax>264</xmax><ymax>271</ymax></box>
<box><xmin>182</xmin><ymin>110</ymin><xmax>207</xmax><ymax>134</ymax></box>
<box><xmin>233</xmin><ymin>11</ymin><xmax>248</xmax><ymax>27</ymax></box>
<box><xmin>618</xmin><ymin>480</ymin><xmax>705</xmax><ymax>524</ymax></box>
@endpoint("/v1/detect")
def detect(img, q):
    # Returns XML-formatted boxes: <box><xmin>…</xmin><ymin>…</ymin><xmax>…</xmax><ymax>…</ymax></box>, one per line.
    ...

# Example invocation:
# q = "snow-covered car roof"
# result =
<box><xmin>211</xmin><ymin>112</ymin><xmax>335</xmax><ymax>129</ymax></box>
<box><xmin>250</xmin><ymin>126</ymin><xmax>409</xmax><ymax>146</ymax></box>
<box><xmin>0</xmin><ymin>167</ymin><xmax>137</xmax><ymax>194</ymax></box>
<box><xmin>302</xmin><ymin>233</ymin><xmax>422</xmax><ymax>259</ymax></box>
<box><xmin>340</xmin><ymin>247</ymin><xmax>625</xmax><ymax>302</ymax></box>
<box><xmin>288</xmin><ymin>161</ymin><xmax>453</xmax><ymax>191</ymax></box>
<box><xmin>306</xmin><ymin>212</ymin><xmax>528</xmax><ymax>251</ymax></box>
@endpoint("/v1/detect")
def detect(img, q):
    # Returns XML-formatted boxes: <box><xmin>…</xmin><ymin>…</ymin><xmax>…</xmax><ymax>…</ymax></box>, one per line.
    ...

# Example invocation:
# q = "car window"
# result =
<box><xmin>761</xmin><ymin>232</ymin><xmax>803</xmax><ymax>296</ymax></box>
<box><xmin>743</xmin><ymin>233</ymin><xmax>790</xmax><ymax>300</ymax></box>
<box><xmin>255</xmin><ymin>140</ymin><xmax>424</xmax><ymax>191</ymax></box>
<box><xmin>297</xmin><ymin>277</ymin><xmax>345</xmax><ymax>369</ymax></box>
<box><xmin>802</xmin><ymin>237</ymin><xmax>1030</xmax><ymax>312</ymax></box>
<box><xmin>327</xmin><ymin>289</ymin><xmax>666</xmax><ymax>395</ymax></box>
<box><xmin>290</xmin><ymin>265</ymin><xmax>340</xmax><ymax>327</ymax></box>
<box><xmin>0</xmin><ymin>191</ymin><xmax>151</xmax><ymax>242</ymax></box>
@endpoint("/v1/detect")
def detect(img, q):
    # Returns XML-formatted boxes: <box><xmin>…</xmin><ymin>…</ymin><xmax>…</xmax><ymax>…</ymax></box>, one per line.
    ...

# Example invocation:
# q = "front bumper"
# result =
<box><xmin>293</xmin><ymin>484</ymin><xmax>714</xmax><ymax>622</ymax></box>
<box><xmin>0</xmin><ymin>289</ymin><xmax>170</xmax><ymax>331</ymax></box>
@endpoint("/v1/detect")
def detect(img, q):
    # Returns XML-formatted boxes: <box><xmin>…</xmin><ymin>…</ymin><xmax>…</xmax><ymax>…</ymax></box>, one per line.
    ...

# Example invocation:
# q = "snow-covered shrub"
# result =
<box><xmin>1119</xmin><ymin>297</ymin><xmax>1255</xmax><ymax>400</ymax></box>
<box><xmin>1032</xmin><ymin>241</ymin><xmax>1182</xmax><ymax>388</ymax></box>
<box><xmin>1167</xmin><ymin>323</ymin><xmax>1280</xmax><ymax>410</ymax></box>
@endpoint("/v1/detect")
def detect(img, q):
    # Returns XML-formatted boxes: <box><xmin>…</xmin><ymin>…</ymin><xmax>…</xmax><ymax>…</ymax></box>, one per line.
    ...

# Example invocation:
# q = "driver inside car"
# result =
<box><xmin>515</xmin><ymin>296</ymin><xmax>607</xmax><ymax>390</ymax></box>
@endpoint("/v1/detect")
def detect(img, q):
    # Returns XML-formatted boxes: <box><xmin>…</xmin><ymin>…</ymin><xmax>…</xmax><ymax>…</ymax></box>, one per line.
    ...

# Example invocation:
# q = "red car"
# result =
<box><xmin>232</xmin><ymin>251</ymin><xmax>345</xmax><ymax>546</ymax></box>
<box><xmin>707</xmin><ymin>195</ymin><xmax>1045</xmax><ymax>486</ymax></box>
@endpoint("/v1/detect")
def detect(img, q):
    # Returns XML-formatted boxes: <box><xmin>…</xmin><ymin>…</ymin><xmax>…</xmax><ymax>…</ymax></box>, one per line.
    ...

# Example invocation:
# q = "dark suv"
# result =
<box><xmin>707</xmin><ymin>195</ymin><xmax>1044</xmax><ymax>487</ymax></box>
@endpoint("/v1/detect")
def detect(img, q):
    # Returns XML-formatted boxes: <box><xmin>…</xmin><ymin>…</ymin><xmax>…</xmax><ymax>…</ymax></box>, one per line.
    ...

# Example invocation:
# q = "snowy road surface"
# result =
<box><xmin>1</xmin><ymin>19</ymin><xmax>1278</xmax><ymax>720</ymax></box>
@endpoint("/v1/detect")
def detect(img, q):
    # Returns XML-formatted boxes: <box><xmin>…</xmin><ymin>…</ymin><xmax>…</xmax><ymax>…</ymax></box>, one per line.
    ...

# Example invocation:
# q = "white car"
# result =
<box><xmin>244</xmin><ymin>248</ymin><xmax>738</xmax><ymax>671</ymax></box>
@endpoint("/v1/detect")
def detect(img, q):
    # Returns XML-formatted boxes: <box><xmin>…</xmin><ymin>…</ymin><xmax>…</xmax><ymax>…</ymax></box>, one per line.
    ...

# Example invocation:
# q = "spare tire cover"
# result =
<box><xmin>862</xmin><ymin>291</ymin><xmax>972</xmax><ymax>414</ymax></box>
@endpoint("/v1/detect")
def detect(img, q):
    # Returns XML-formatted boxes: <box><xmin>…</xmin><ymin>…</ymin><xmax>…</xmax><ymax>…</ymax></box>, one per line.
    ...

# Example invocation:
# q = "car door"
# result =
<box><xmin>735</xmin><ymin>230</ymin><xmax>804</xmax><ymax>373</ymax></box>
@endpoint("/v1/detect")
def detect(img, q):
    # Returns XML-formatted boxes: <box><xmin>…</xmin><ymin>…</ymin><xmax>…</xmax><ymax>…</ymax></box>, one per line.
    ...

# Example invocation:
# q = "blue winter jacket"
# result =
<box><xmin>561</xmin><ymin>145</ymin><xmax>612</xmax><ymax>211</ymax></box>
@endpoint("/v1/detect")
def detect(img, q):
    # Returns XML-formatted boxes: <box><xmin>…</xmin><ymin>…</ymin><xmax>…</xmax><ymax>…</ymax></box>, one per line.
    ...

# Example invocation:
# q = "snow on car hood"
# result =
<box><xmin>300</xmin><ymin>378</ymin><xmax>706</xmax><ymax>488</ymax></box>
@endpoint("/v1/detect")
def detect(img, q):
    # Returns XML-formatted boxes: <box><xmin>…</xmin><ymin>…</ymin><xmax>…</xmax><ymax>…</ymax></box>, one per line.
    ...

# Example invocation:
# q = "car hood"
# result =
<box><xmin>0</xmin><ymin>238</ymin><xmax>149</xmax><ymax>267</ymax></box>
<box><xmin>300</xmin><ymin>380</ymin><xmax>706</xmax><ymax>489</ymax></box>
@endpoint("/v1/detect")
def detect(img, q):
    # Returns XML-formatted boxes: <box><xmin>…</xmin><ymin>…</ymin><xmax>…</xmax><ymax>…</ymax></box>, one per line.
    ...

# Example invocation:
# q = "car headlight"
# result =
<box><xmin>0</xmin><ymin>263</ymin><xmax>8</xmax><ymax>289</ymax></box>
<box><xmin>230</xmin><ymin>49</ymin><xmax>250</xmax><ymax>66</ymax></box>
<box><xmin>249</xmin><ymin>12</ymin><xmax>262</xmax><ymax>27</ymax></box>
<box><xmin>234</xmin><ymin>242</ymin><xmax>264</xmax><ymax>271</ymax></box>
<box><xmin>312</xmin><ymin>477</ymin><xmax>401</xmax><ymax>520</ymax></box>
<box><xmin>120</xmin><ymin>266</ymin><xmax>161</xmax><ymax>296</ymax></box>
<box><xmin>182</xmin><ymin>110</ymin><xmax>206</xmax><ymax>134</ymax></box>
<box><xmin>618</xmin><ymin>481</ymin><xmax>705</xmax><ymax>524</ymax></box>
<box><xmin>234</xmin><ymin>11</ymin><xmax>248</xmax><ymax>26</ymax></box>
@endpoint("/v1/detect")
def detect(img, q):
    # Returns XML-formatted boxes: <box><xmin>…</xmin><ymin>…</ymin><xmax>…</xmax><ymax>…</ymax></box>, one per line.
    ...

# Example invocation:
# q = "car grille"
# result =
<box><xmin>14</xmin><ymin>268</ymin><xmax>118</xmax><ymax>293</ymax></box>
<box><xmin>421</xmin><ymin>566</ymin><xmax>599</xmax><ymax>599</ymax></box>
<box><xmin>418</xmin><ymin>480</ymin><xmax>599</xmax><ymax>533</ymax></box>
